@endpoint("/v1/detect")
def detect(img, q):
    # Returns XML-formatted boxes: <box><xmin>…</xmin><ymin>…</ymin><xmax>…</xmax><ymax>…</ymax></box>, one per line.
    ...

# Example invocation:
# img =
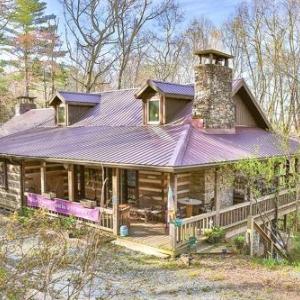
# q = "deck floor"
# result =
<box><xmin>123</xmin><ymin>222</ymin><xmax>171</xmax><ymax>251</ymax></box>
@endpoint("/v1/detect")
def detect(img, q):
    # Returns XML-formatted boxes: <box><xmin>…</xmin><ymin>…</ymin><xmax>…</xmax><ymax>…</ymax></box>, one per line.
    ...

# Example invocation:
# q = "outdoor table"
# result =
<box><xmin>177</xmin><ymin>198</ymin><xmax>203</xmax><ymax>217</ymax></box>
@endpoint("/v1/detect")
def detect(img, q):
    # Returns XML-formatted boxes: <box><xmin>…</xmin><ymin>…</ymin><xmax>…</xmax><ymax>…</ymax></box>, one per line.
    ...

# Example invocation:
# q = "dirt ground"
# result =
<box><xmin>0</xmin><ymin>211</ymin><xmax>299</xmax><ymax>300</ymax></box>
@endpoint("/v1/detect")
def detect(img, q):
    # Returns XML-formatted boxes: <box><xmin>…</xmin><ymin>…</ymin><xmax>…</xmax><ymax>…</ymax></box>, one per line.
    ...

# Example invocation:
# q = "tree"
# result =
<box><xmin>112</xmin><ymin>0</ymin><xmax>177</xmax><ymax>89</ymax></box>
<box><xmin>234</xmin><ymin>145</ymin><xmax>300</xmax><ymax>260</ymax></box>
<box><xmin>1</xmin><ymin>0</ymin><xmax>56</xmax><ymax>97</ymax></box>
<box><xmin>62</xmin><ymin>0</ymin><xmax>117</xmax><ymax>92</ymax></box>
<box><xmin>143</xmin><ymin>1</ymin><xmax>184</xmax><ymax>82</ymax></box>
<box><xmin>223</xmin><ymin>0</ymin><xmax>300</xmax><ymax>135</ymax></box>
<box><xmin>38</xmin><ymin>17</ymin><xmax>67</xmax><ymax>104</ymax></box>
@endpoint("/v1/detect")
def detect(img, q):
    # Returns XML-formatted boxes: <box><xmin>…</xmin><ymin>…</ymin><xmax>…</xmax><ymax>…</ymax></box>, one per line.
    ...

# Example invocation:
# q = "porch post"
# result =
<box><xmin>214</xmin><ymin>167</ymin><xmax>221</xmax><ymax>226</ymax></box>
<box><xmin>112</xmin><ymin>168</ymin><xmax>120</xmax><ymax>235</ymax></box>
<box><xmin>168</xmin><ymin>173</ymin><xmax>177</xmax><ymax>217</ymax></box>
<box><xmin>68</xmin><ymin>164</ymin><xmax>75</xmax><ymax>201</ymax></box>
<box><xmin>41</xmin><ymin>162</ymin><xmax>46</xmax><ymax>194</ymax></box>
<box><xmin>79</xmin><ymin>166</ymin><xmax>85</xmax><ymax>199</ymax></box>
<box><xmin>168</xmin><ymin>173</ymin><xmax>177</xmax><ymax>254</ymax></box>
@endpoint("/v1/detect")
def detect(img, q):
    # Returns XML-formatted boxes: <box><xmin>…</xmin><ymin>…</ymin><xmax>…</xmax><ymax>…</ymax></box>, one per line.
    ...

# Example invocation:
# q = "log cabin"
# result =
<box><xmin>0</xmin><ymin>49</ymin><xmax>299</xmax><ymax>256</ymax></box>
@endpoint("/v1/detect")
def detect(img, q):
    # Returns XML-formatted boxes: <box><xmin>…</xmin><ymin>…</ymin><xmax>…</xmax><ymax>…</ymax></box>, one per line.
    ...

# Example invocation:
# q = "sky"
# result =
<box><xmin>45</xmin><ymin>0</ymin><xmax>245</xmax><ymax>33</ymax></box>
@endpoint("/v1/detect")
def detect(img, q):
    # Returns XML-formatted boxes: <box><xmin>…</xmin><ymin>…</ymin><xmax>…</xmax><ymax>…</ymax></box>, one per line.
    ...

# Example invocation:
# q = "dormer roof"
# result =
<box><xmin>49</xmin><ymin>91</ymin><xmax>101</xmax><ymax>106</ymax></box>
<box><xmin>135</xmin><ymin>79</ymin><xmax>194</xmax><ymax>100</ymax></box>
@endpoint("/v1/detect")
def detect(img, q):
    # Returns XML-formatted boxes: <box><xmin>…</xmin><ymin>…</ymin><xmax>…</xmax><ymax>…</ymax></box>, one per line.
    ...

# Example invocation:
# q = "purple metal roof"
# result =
<box><xmin>0</xmin><ymin>108</ymin><xmax>55</xmax><ymax>138</ymax></box>
<box><xmin>151</xmin><ymin>80</ymin><xmax>194</xmax><ymax>97</ymax></box>
<box><xmin>181</xmin><ymin>127</ymin><xmax>299</xmax><ymax>167</ymax></box>
<box><xmin>75</xmin><ymin>89</ymin><xmax>142</xmax><ymax>126</ymax></box>
<box><xmin>0</xmin><ymin>125</ymin><xmax>184</xmax><ymax>166</ymax></box>
<box><xmin>1</xmin><ymin>78</ymin><xmax>297</xmax><ymax>169</ymax></box>
<box><xmin>0</xmin><ymin>124</ymin><xmax>298</xmax><ymax>168</ymax></box>
<box><xmin>58</xmin><ymin>91</ymin><xmax>101</xmax><ymax>104</ymax></box>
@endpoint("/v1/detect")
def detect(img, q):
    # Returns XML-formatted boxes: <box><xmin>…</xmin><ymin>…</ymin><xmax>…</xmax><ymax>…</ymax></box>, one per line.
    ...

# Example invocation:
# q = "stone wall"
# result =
<box><xmin>193</xmin><ymin>64</ymin><xmax>235</xmax><ymax>130</ymax></box>
<box><xmin>189</xmin><ymin>167</ymin><xmax>234</xmax><ymax>209</ymax></box>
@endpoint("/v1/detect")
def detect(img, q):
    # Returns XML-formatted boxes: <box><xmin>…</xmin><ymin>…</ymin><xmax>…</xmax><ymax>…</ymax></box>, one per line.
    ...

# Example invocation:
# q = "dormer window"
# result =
<box><xmin>49</xmin><ymin>91</ymin><xmax>100</xmax><ymax>127</ymax></box>
<box><xmin>148</xmin><ymin>98</ymin><xmax>160</xmax><ymax>124</ymax></box>
<box><xmin>57</xmin><ymin>104</ymin><xmax>66</xmax><ymax>125</ymax></box>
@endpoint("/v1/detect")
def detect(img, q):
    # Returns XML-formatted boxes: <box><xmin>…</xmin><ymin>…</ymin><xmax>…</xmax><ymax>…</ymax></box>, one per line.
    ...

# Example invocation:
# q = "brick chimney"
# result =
<box><xmin>15</xmin><ymin>96</ymin><xmax>37</xmax><ymax>116</ymax></box>
<box><xmin>193</xmin><ymin>49</ymin><xmax>235</xmax><ymax>133</ymax></box>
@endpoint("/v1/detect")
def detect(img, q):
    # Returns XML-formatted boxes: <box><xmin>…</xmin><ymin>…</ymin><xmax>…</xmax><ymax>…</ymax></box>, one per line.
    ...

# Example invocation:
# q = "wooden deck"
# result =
<box><xmin>121</xmin><ymin>221</ymin><xmax>171</xmax><ymax>252</ymax></box>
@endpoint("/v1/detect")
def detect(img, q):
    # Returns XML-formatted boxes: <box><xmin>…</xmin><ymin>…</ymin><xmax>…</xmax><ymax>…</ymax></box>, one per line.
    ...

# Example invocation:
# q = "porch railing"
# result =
<box><xmin>26</xmin><ymin>193</ymin><xmax>114</xmax><ymax>232</ymax></box>
<box><xmin>170</xmin><ymin>189</ymin><xmax>297</xmax><ymax>250</ymax></box>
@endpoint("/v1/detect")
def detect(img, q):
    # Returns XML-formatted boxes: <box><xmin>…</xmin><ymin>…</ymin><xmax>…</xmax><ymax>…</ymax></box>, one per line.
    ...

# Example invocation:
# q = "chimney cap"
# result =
<box><xmin>194</xmin><ymin>49</ymin><xmax>233</xmax><ymax>59</ymax></box>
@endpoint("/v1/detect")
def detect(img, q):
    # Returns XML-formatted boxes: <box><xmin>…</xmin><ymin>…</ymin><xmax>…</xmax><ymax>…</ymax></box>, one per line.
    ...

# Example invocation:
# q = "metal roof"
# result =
<box><xmin>74</xmin><ymin>89</ymin><xmax>142</xmax><ymax>126</ymax></box>
<box><xmin>0</xmin><ymin>78</ymin><xmax>295</xmax><ymax>169</ymax></box>
<box><xmin>151</xmin><ymin>80</ymin><xmax>194</xmax><ymax>98</ymax></box>
<box><xmin>49</xmin><ymin>91</ymin><xmax>101</xmax><ymax>106</ymax></box>
<box><xmin>0</xmin><ymin>108</ymin><xmax>55</xmax><ymax>138</ymax></box>
<box><xmin>0</xmin><ymin>124</ymin><xmax>298</xmax><ymax>168</ymax></box>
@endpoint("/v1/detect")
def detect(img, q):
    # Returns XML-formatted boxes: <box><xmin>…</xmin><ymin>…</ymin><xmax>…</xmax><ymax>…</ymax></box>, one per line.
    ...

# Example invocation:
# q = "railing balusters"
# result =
<box><xmin>173</xmin><ymin>189</ymin><xmax>297</xmax><ymax>249</ymax></box>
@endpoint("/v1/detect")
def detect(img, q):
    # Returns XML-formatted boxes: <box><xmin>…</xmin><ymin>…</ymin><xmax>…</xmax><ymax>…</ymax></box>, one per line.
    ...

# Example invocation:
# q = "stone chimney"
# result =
<box><xmin>193</xmin><ymin>49</ymin><xmax>235</xmax><ymax>133</ymax></box>
<box><xmin>15</xmin><ymin>96</ymin><xmax>37</xmax><ymax>116</ymax></box>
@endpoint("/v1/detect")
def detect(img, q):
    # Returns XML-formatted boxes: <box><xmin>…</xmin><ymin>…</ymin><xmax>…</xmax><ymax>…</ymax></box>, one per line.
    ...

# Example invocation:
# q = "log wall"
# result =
<box><xmin>24</xmin><ymin>161</ymin><xmax>68</xmax><ymax>199</ymax></box>
<box><xmin>138</xmin><ymin>170</ymin><xmax>167</xmax><ymax>208</ymax></box>
<box><xmin>0</xmin><ymin>162</ymin><xmax>22</xmax><ymax>210</ymax></box>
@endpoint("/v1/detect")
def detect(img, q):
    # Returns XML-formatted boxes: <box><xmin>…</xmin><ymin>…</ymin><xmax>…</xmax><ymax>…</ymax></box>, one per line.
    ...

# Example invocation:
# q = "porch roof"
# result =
<box><xmin>0</xmin><ymin>124</ymin><xmax>298</xmax><ymax>169</ymax></box>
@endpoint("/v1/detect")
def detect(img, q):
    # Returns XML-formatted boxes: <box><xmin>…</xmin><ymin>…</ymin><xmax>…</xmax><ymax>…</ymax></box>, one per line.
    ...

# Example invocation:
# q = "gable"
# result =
<box><xmin>234</xmin><ymin>93</ymin><xmax>259</xmax><ymax>127</ymax></box>
<box><xmin>233</xmin><ymin>82</ymin><xmax>270</xmax><ymax>130</ymax></box>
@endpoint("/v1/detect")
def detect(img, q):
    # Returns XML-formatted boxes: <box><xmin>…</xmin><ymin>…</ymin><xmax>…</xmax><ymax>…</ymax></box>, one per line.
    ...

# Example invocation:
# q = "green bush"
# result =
<box><xmin>233</xmin><ymin>235</ymin><xmax>246</xmax><ymax>252</ymax></box>
<box><xmin>204</xmin><ymin>226</ymin><xmax>225</xmax><ymax>244</ymax></box>
<box><xmin>289</xmin><ymin>234</ymin><xmax>300</xmax><ymax>262</ymax></box>
<box><xmin>59</xmin><ymin>216</ymin><xmax>77</xmax><ymax>230</ymax></box>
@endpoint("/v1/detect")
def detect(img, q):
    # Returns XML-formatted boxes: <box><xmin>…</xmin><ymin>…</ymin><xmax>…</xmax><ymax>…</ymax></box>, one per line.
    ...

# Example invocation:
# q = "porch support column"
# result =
<box><xmin>214</xmin><ymin>167</ymin><xmax>221</xmax><ymax>226</ymax></box>
<box><xmin>79</xmin><ymin>166</ymin><xmax>85</xmax><ymax>199</ymax></box>
<box><xmin>68</xmin><ymin>164</ymin><xmax>75</xmax><ymax>201</ymax></box>
<box><xmin>41</xmin><ymin>162</ymin><xmax>46</xmax><ymax>194</ymax></box>
<box><xmin>112</xmin><ymin>168</ymin><xmax>120</xmax><ymax>235</ymax></box>
<box><xmin>168</xmin><ymin>173</ymin><xmax>177</xmax><ymax>253</ymax></box>
<box><xmin>168</xmin><ymin>173</ymin><xmax>177</xmax><ymax>218</ymax></box>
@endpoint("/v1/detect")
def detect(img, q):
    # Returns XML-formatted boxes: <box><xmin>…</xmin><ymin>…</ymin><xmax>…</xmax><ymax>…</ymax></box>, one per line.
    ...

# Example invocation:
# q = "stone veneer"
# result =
<box><xmin>193</xmin><ymin>64</ymin><xmax>235</xmax><ymax>130</ymax></box>
<box><xmin>190</xmin><ymin>168</ymin><xmax>233</xmax><ymax>209</ymax></box>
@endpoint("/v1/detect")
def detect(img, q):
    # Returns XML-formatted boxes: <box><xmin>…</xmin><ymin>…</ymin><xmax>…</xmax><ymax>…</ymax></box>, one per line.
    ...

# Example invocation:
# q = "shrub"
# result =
<box><xmin>204</xmin><ymin>226</ymin><xmax>225</xmax><ymax>244</ymax></box>
<box><xmin>59</xmin><ymin>216</ymin><xmax>77</xmax><ymax>230</ymax></box>
<box><xmin>233</xmin><ymin>235</ymin><xmax>246</xmax><ymax>253</ymax></box>
<box><xmin>289</xmin><ymin>234</ymin><xmax>300</xmax><ymax>262</ymax></box>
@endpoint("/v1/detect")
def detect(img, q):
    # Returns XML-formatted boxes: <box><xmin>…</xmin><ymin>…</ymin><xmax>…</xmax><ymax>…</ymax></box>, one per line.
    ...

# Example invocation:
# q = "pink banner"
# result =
<box><xmin>26</xmin><ymin>193</ymin><xmax>100</xmax><ymax>222</ymax></box>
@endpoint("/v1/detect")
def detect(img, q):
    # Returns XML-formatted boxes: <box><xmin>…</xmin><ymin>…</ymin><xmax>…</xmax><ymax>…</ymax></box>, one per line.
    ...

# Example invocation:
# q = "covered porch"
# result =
<box><xmin>23</xmin><ymin>161</ymin><xmax>172</xmax><ymax>237</ymax></box>
<box><xmin>22</xmin><ymin>160</ymin><xmax>299</xmax><ymax>255</ymax></box>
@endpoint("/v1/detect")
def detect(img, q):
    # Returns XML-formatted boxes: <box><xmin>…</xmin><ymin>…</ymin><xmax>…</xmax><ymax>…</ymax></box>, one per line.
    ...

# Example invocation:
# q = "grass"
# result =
<box><xmin>251</xmin><ymin>257</ymin><xmax>300</xmax><ymax>270</ymax></box>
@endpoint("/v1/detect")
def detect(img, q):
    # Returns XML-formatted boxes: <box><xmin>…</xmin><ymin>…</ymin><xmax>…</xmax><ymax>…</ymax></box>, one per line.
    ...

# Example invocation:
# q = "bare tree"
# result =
<box><xmin>223</xmin><ymin>0</ymin><xmax>300</xmax><ymax>135</ymax></box>
<box><xmin>62</xmin><ymin>0</ymin><xmax>117</xmax><ymax>92</ymax></box>
<box><xmin>144</xmin><ymin>1</ymin><xmax>184</xmax><ymax>82</ymax></box>
<box><xmin>112</xmin><ymin>0</ymin><xmax>177</xmax><ymax>89</ymax></box>
<box><xmin>178</xmin><ymin>17</ymin><xmax>222</xmax><ymax>83</ymax></box>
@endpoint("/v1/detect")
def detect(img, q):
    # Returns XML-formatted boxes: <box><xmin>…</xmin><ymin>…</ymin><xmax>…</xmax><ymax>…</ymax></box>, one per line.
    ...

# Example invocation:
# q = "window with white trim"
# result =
<box><xmin>147</xmin><ymin>98</ymin><xmax>160</xmax><ymax>124</ymax></box>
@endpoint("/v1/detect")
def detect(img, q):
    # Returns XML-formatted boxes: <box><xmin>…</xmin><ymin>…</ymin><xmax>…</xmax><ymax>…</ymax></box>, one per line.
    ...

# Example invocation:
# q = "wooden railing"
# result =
<box><xmin>99</xmin><ymin>207</ymin><xmax>113</xmax><ymax>231</ymax></box>
<box><xmin>219</xmin><ymin>202</ymin><xmax>250</xmax><ymax>227</ymax></box>
<box><xmin>171</xmin><ymin>189</ymin><xmax>297</xmax><ymax>251</ymax></box>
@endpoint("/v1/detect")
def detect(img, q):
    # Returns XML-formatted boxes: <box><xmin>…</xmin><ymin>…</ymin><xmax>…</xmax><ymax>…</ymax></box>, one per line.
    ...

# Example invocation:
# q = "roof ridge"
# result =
<box><xmin>168</xmin><ymin>124</ymin><xmax>192</xmax><ymax>166</ymax></box>
<box><xmin>150</xmin><ymin>79</ymin><xmax>192</xmax><ymax>86</ymax></box>
<box><xmin>99</xmin><ymin>87</ymin><xmax>138</xmax><ymax>94</ymax></box>
<box><xmin>58</xmin><ymin>91</ymin><xmax>101</xmax><ymax>96</ymax></box>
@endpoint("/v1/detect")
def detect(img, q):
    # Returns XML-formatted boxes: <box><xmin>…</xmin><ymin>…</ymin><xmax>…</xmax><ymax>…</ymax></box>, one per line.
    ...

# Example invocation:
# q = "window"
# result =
<box><xmin>148</xmin><ymin>99</ymin><xmax>160</xmax><ymax>124</ymax></box>
<box><xmin>0</xmin><ymin>161</ymin><xmax>7</xmax><ymax>189</ymax></box>
<box><xmin>57</xmin><ymin>105</ymin><xmax>66</xmax><ymax>125</ymax></box>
